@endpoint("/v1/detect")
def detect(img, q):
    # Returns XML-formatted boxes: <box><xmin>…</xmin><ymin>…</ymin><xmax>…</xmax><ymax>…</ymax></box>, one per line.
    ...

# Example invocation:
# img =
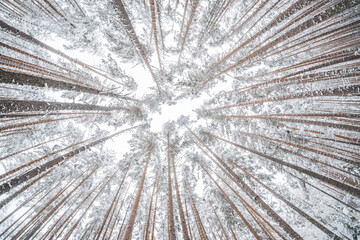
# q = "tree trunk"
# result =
<box><xmin>62</xmin><ymin>170</ymin><xmax>119</xmax><ymax>240</ymax></box>
<box><xmin>0</xmin><ymin>125</ymin><xmax>141</xmax><ymax>195</ymax></box>
<box><xmin>144</xmin><ymin>176</ymin><xmax>157</xmax><ymax>240</ymax></box>
<box><xmin>205</xmin><ymin>132</ymin><xmax>360</xmax><ymax>198</ymax></box>
<box><xmin>178</xmin><ymin>0</ymin><xmax>199</xmax><ymax>63</ymax></box>
<box><xmin>0</xmin><ymin>20</ymin><xmax>118</xmax><ymax>83</ymax></box>
<box><xmin>0</xmin><ymin>99</ymin><xmax>131</xmax><ymax>113</ymax></box>
<box><xmin>200</xmin><ymin>0</ymin><xmax>359</xmax><ymax>88</ymax></box>
<box><xmin>188</xmin><ymin>192</ymin><xmax>209</xmax><ymax>240</ymax></box>
<box><xmin>0</xmin><ymin>69</ymin><xmax>134</xmax><ymax>100</ymax></box>
<box><xmin>184</xmin><ymin>198</ymin><xmax>194</xmax><ymax>240</ymax></box>
<box><xmin>0</xmin><ymin>169</ymin><xmax>52</xmax><ymax>209</ymax></box>
<box><xmin>197</xmin><ymin>161</ymin><xmax>262</xmax><ymax>240</ymax></box>
<box><xmin>22</xmin><ymin>167</ymin><xmax>98</xmax><ymax>240</ymax></box>
<box><xmin>236</xmin><ymin>130</ymin><xmax>360</xmax><ymax>166</ymax></box>
<box><xmin>112</xmin><ymin>0</ymin><xmax>161</xmax><ymax>93</ymax></box>
<box><xmin>285</xmin><ymin>169</ymin><xmax>360</xmax><ymax>214</ymax></box>
<box><xmin>172</xmin><ymin>152</ymin><xmax>190</xmax><ymax>240</ymax></box>
<box><xmin>167</xmin><ymin>133</ymin><xmax>177</xmax><ymax>240</ymax></box>
<box><xmin>0</xmin><ymin>134</ymin><xmax>68</xmax><ymax>161</ymax></box>
<box><xmin>187</xmin><ymin>127</ymin><xmax>302</xmax><ymax>239</ymax></box>
<box><xmin>96</xmin><ymin>169</ymin><xmax>129</xmax><ymax>240</ymax></box>
<box><xmin>209</xmin><ymin>202</ymin><xmax>229</xmax><ymax>240</ymax></box>
<box><xmin>10</xmin><ymin>174</ymin><xmax>84</xmax><ymax>239</ymax></box>
<box><xmin>179</xmin><ymin>0</ymin><xmax>189</xmax><ymax>42</ymax></box>
<box><xmin>207</xmin><ymin>85</ymin><xmax>360</xmax><ymax>111</ymax></box>
<box><xmin>230</xmin><ymin>160</ymin><xmax>342</xmax><ymax>239</ymax></box>
<box><xmin>108</xmin><ymin>185</ymin><xmax>130</xmax><ymax>240</ymax></box>
<box><xmin>151</xmin><ymin>182</ymin><xmax>160</xmax><ymax>240</ymax></box>
<box><xmin>149</xmin><ymin>0</ymin><xmax>162</xmax><ymax>69</ymax></box>
<box><xmin>123</xmin><ymin>144</ymin><xmax>153</xmax><ymax>239</ymax></box>
<box><xmin>221</xmin><ymin>115</ymin><xmax>360</xmax><ymax>132</ymax></box>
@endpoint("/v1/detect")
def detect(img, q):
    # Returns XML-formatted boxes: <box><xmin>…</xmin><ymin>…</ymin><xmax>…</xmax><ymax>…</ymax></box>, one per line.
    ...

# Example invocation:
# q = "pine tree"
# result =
<box><xmin>0</xmin><ymin>0</ymin><xmax>359</xmax><ymax>239</ymax></box>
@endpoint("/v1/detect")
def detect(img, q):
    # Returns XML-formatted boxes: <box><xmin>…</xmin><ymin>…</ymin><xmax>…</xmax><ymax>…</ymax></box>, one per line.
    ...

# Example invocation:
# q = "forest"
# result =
<box><xmin>0</xmin><ymin>0</ymin><xmax>359</xmax><ymax>239</ymax></box>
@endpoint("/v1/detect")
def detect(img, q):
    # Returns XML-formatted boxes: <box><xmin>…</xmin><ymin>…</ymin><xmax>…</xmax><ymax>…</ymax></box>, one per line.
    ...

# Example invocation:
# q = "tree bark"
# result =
<box><xmin>207</xmin><ymin>85</ymin><xmax>360</xmax><ymax>111</ymax></box>
<box><xmin>187</xmin><ymin>127</ymin><xmax>302</xmax><ymax>239</ymax></box>
<box><xmin>188</xmin><ymin>192</ymin><xmax>209</xmax><ymax>240</ymax></box>
<box><xmin>0</xmin><ymin>99</ymin><xmax>131</xmax><ymax>113</ymax></box>
<box><xmin>206</xmin><ymin>132</ymin><xmax>360</xmax><ymax>198</ymax></box>
<box><xmin>144</xmin><ymin>176</ymin><xmax>157</xmax><ymax>240</ymax></box>
<box><xmin>112</xmin><ymin>0</ymin><xmax>161</xmax><ymax>93</ymax></box>
<box><xmin>0</xmin><ymin>20</ymin><xmax>118</xmax><ymax>83</ymax></box>
<box><xmin>178</xmin><ymin>0</ymin><xmax>199</xmax><ymax>63</ymax></box>
<box><xmin>0</xmin><ymin>69</ymin><xmax>134</xmax><ymax>100</ymax></box>
<box><xmin>149</xmin><ymin>0</ymin><xmax>162</xmax><ymax>69</ymax></box>
<box><xmin>96</xmin><ymin>169</ymin><xmax>128</xmax><ymax>240</ymax></box>
<box><xmin>22</xmin><ymin>167</ymin><xmax>98</xmax><ymax>240</ymax></box>
<box><xmin>209</xmin><ymin>202</ymin><xmax>229</xmax><ymax>240</ymax></box>
<box><xmin>0</xmin><ymin>125</ymin><xmax>141</xmax><ymax>195</ymax></box>
<box><xmin>0</xmin><ymin>169</ymin><xmax>52</xmax><ymax>209</ymax></box>
<box><xmin>167</xmin><ymin>133</ymin><xmax>177</xmax><ymax>240</ymax></box>
<box><xmin>172</xmin><ymin>152</ymin><xmax>190</xmax><ymax>240</ymax></box>
<box><xmin>122</xmin><ymin>144</ymin><xmax>153</xmax><ymax>239</ymax></box>
<box><xmin>200</xmin><ymin>164</ymin><xmax>261</xmax><ymax>240</ymax></box>
<box><xmin>230</xmin><ymin>160</ymin><xmax>342</xmax><ymax>239</ymax></box>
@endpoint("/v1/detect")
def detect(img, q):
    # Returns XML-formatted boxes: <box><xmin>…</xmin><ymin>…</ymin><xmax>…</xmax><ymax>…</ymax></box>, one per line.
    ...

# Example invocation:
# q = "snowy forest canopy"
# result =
<box><xmin>0</xmin><ymin>0</ymin><xmax>359</xmax><ymax>239</ymax></box>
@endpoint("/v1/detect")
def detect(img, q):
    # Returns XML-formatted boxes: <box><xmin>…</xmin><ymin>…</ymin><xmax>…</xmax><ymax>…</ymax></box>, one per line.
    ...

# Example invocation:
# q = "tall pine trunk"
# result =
<box><xmin>167</xmin><ymin>133</ymin><xmax>177</xmax><ymax>240</ymax></box>
<box><xmin>122</xmin><ymin>144</ymin><xmax>153</xmax><ymax>239</ymax></box>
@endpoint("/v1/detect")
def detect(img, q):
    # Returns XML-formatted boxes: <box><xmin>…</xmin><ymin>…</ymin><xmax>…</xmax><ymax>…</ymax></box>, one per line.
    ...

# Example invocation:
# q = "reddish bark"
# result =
<box><xmin>187</xmin><ymin>127</ymin><xmax>302</xmax><ymax>239</ymax></box>
<box><xmin>205</xmin><ymin>132</ymin><xmax>360</xmax><ymax>198</ymax></box>
<box><xmin>0</xmin><ymin>125</ymin><xmax>141</xmax><ymax>194</ymax></box>
<box><xmin>167</xmin><ymin>134</ymin><xmax>177</xmax><ymax>240</ymax></box>
<box><xmin>112</xmin><ymin>0</ymin><xmax>161</xmax><ymax>93</ymax></box>
<box><xmin>123</xmin><ymin>144</ymin><xmax>153</xmax><ymax>239</ymax></box>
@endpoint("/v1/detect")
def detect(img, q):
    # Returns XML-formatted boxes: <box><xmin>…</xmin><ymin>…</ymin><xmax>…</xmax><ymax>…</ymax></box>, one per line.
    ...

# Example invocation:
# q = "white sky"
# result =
<box><xmin>149</xmin><ymin>96</ymin><xmax>205</xmax><ymax>132</ymax></box>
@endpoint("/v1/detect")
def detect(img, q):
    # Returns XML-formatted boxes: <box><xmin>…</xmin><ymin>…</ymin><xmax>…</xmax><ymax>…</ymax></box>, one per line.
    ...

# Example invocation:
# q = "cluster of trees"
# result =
<box><xmin>0</xmin><ymin>0</ymin><xmax>359</xmax><ymax>239</ymax></box>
